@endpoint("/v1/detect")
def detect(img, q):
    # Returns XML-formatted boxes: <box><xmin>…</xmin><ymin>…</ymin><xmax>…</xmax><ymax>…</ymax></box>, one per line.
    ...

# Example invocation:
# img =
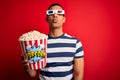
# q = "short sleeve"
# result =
<box><xmin>74</xmin><ymin>39</ymin><xmax>84</xmax><ymax>58</ymax></box>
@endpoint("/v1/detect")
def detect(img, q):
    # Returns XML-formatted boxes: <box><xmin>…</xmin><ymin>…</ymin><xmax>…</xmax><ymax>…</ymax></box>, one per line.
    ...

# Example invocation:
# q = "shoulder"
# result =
<box><xmin>64</xmin><ymin>33</ymin><xmax>81</xmax><ymax>42</ymax></box>
<box><xmin>64</xmin><ymin>33</ymin><xmax>76</xmax><ymax>39</ymax></box>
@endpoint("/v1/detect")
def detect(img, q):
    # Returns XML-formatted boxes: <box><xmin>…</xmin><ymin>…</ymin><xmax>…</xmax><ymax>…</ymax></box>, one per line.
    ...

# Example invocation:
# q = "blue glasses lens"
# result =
<box><xmin>48</xmin><ymin>11</ymin><xmax>53</xmax><ymax>14</ymax></box>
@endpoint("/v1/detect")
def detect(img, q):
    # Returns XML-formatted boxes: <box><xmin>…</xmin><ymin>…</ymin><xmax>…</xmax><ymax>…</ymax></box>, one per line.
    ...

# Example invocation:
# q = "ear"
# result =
<box><xmin>63</xmin><ymin>17</ymin><xmax>66</xmax><ymax>23</ymax></box>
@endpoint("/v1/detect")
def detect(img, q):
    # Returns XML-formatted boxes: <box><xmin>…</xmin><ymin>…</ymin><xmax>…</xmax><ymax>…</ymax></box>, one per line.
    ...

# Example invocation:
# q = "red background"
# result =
<box><xmin>0</xmin><ymin>0</ymin><xmax>120</xmax><ymax>80</ymax></box>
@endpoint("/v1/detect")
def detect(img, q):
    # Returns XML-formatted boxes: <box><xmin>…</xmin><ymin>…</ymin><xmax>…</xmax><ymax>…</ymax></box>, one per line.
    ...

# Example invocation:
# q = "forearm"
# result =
<box><xmin>74</xmin><ymin>58</ymin><xmax>84</xmax><ymax>80</ymax></box>
<box><xmin>74</xmin><ymin>74</ymin><xmax>83</xmax><ymax>80</ymax></box>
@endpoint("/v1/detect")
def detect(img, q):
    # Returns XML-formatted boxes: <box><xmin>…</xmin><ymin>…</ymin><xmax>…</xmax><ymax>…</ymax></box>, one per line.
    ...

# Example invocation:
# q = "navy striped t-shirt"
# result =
<box><xmin>39</xmin><ymin>33</ymin><xmax>84</xmax><ymax>80</ymax></box>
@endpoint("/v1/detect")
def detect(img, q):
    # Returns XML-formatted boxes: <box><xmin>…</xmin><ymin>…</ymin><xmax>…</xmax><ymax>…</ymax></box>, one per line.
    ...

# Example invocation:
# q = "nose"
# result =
<box><xmin>53</xmin><ymin>13</ymin><xmax>58</xmax><ymax>18</ymax></box>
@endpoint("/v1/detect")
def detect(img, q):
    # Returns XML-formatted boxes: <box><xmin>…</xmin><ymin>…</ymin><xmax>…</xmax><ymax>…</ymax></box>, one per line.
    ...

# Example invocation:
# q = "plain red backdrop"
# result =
<box><xmin>0</xmin><ymin>0</ymin><xmax>120</xmax><ymax>80</ymax></box>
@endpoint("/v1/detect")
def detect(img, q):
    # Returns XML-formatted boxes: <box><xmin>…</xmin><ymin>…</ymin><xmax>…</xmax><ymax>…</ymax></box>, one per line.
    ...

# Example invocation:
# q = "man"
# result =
<box><xmin>22</xmin><ymin>3</ymin><xmax>84</xmax><ymax>80</ymax></box>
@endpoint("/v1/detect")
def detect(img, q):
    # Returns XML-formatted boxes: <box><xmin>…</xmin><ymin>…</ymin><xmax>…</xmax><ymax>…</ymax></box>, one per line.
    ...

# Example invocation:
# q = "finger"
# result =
<box><xmin>24</xmin><ymin>65</ymin><xmax>29</xmax><ymax>70</ymax></box>
<box><xmin>22</xmin><ymin>59</ymin><xmax>29</xmax><ymax>64</ymax></box>
<box><xmin>21</xmin><ymin>54</ymin><xmax>27</xmax><ymax>60</ymax></box>
<box><xmin>21</xmin><ymin>55</ymin><xmax>24</xmax><ymax>60</ymax></box>
<box><xmin>23</xmin><ymin>63</ymin><xmax>30</xmax><ymax>70</ymax></box>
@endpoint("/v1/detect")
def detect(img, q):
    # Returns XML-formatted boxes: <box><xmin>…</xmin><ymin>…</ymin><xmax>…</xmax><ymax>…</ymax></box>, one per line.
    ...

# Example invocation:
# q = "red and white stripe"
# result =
<box><xmin>29</xmin><ymin>57</ymin><xmax>47</xmax><ymax>70</ymax></box>
<box><xmin>19</xmin><ymin>39</ymin><xmax>47</xmax><ymax>70</ymax></box>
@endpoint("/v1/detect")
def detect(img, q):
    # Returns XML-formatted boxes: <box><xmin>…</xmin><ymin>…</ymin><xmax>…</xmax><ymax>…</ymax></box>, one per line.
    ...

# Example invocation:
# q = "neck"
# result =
<box><xmin>49</xmin><ymin>27</ymin><xmax>63</xmax><ymax>37</ymax></box>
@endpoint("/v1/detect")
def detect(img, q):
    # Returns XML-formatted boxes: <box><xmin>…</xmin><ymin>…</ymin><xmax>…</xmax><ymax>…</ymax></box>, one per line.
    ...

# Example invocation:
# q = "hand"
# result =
<box><xmin>21</xmin><ymin>54</ymin><xmax>38</xmax><ymax>77</ymax></box>
<box><xmin>21</xmin><ymin>54</ymin><xmax>30</xmax><ymax>71</ymax></box>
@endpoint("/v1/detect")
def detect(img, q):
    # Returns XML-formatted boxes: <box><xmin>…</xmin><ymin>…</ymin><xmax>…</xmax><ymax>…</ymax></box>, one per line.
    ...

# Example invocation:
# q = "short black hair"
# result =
<box><xmin>47</xmin><ymin>3</ymin><xmax>64</xmax><ymax>10</ymax></box>
<box><xmin>47</xmin><ymin>3</ymin><xmax>65</xmax><ymax>16</ymax></box>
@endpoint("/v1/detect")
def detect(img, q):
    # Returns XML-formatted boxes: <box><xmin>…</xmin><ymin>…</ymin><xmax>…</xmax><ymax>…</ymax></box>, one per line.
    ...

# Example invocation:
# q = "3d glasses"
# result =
<box><xmin>46</xmin><ymin>10</ymin><xmax>65</xmax><ymax>15</ymax></box>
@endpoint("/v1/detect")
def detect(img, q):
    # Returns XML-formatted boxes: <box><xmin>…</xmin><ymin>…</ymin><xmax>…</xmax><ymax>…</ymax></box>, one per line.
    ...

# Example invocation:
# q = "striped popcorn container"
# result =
<box><xmin>19</xmin><ymin>39</ymin><xmax>47</xmax><ymax>70</ymax></box>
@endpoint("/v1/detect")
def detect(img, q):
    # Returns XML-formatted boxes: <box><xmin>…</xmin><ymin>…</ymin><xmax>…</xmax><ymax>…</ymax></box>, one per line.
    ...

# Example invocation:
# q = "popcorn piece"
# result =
<box><xmin>19</xmin><ymin>30</ymin><xmax>48</xmax><ymax>41</ymax></box>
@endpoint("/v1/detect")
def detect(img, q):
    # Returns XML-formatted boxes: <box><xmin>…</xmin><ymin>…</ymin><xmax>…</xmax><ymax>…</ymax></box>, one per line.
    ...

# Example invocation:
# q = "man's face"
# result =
<box><xmin>46</xmin><ymin>6</ymin><xmax>66</xmax><ymax>29</ymax></box>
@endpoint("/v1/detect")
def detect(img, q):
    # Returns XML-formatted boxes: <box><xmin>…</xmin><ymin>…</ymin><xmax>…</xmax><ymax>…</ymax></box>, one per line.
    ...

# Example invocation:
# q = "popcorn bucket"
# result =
<box><xmin>19</xmin><ymin>39</ymin><xmax>47</xmax><ymax>70</ymax></box>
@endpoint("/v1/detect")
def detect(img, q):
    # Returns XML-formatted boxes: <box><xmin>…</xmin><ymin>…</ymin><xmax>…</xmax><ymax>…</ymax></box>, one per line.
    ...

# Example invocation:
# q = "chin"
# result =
<box><xmin>52</xmin><ymin>24</ymin><xmax>60</xmax><ymax>28</ymax></box>
<box><xmin>54</xmin><ymin>26</ymin><xmax>61</xmax><ymax>28</ymax></box>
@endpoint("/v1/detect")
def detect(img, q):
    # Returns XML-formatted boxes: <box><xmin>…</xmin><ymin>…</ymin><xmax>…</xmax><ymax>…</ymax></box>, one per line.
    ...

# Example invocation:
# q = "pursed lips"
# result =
<box><xmin>52</xmin><ymin>18</ymin><xmax>58</xmax><ymax>23</ymax></box>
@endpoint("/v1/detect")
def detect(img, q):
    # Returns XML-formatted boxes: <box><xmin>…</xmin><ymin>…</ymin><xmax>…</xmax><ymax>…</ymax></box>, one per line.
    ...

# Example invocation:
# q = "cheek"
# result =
<box><xmin>47</xmin><ymin>18</ymin><xmax>52</xmax><ymax>23</ymax></box>
<box><xmin>47</xmin><ymin>16</ymin><xmax>52</xmax><ymax>21</ymax></box>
